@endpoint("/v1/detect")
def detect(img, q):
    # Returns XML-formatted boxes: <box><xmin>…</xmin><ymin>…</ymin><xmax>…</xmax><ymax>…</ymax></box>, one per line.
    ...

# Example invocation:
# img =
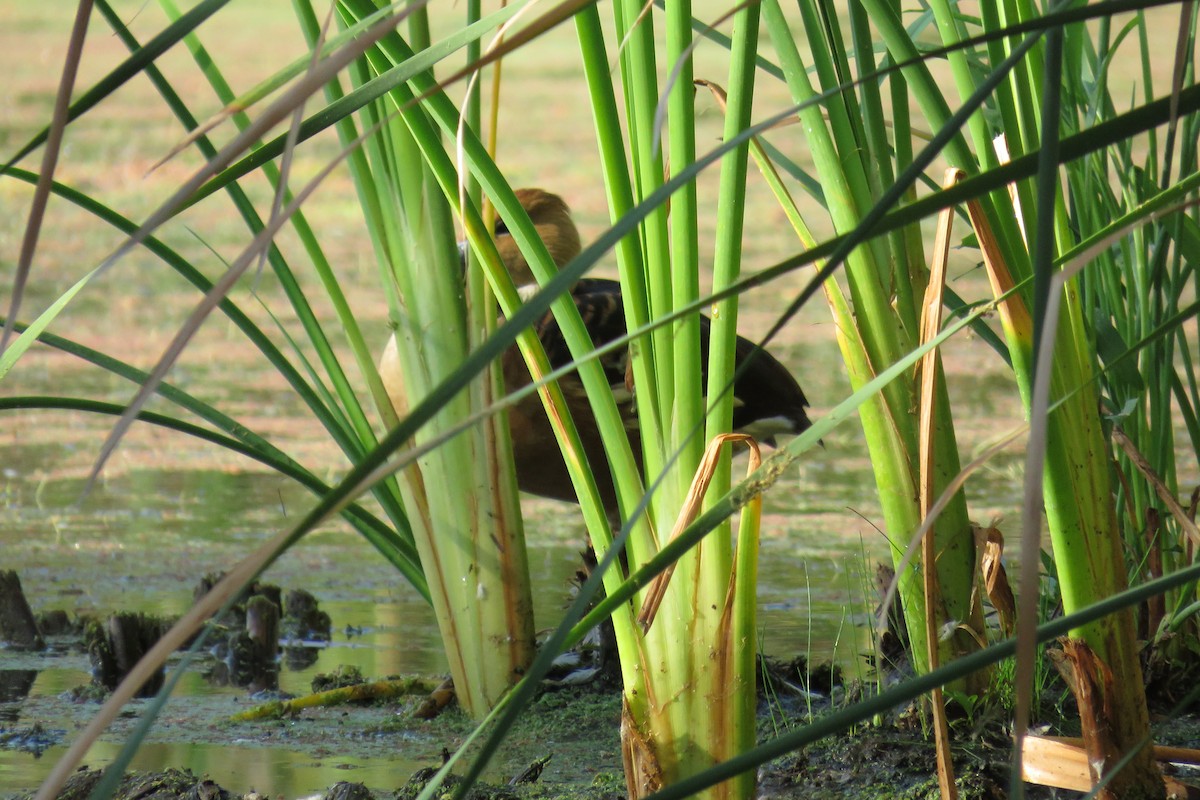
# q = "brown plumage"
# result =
<box><xmin>381</xmin><ymin>188</ymin><xmax>812</xmax><ymax>519</ymax></box>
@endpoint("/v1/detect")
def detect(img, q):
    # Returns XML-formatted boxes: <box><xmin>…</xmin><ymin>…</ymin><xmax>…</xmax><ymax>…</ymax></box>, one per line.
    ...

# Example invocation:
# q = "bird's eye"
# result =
<box><xmin>494</xmin><ymin>219</ymin><xmax>510</xmax><ymax>238</ymax></box>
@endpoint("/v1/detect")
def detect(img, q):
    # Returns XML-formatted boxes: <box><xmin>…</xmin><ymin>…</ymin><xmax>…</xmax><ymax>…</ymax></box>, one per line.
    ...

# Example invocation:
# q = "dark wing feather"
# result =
<box><xmin>536</xmin><ymin>277</ymin><xmax>812</xmax><ymax>441</ymax></box>
<box><xmin>534</xmin><ymin>279</ymin><xmax>629</xmax><ymax>395</ymax></box>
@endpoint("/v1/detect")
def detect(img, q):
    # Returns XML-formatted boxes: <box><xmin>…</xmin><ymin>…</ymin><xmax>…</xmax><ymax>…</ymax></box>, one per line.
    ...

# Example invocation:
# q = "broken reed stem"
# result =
<box><xmin>637</xmin><ymin>433</ymin><xmax>761</xmax><ymax>633</ymax></box>
<box><xmin>917</xmin><ymin>167</ymin><xmax>965</xmax><ymax>800</ymax></box>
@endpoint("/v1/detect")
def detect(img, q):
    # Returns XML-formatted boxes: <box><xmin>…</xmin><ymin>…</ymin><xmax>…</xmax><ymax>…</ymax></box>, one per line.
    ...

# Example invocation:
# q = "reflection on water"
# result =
<box><xmin>0</xmin><ymin>659</ymin><xmax>453</xmax><ymax>794</ymax></box>
<box><xmin>1</xmin><ymin>741</ymin><xmax>436</xmax><ymax>800</ymax></box>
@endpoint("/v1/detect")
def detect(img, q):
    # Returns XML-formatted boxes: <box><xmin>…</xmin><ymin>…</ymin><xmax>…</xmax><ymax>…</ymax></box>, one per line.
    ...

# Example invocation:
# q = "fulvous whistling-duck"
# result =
<box><xmin>380</xmin><ymin>188</ymin><xmax>812</xmax><ymax>520</ymax></box>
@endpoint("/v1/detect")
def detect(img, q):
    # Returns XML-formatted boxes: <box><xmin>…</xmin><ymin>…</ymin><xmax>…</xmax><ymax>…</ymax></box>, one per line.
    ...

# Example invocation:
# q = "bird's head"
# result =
<box><xmin>492</xmin><ymin>188</ymin><xmax>582</xmax><ymax>292</ymax></box>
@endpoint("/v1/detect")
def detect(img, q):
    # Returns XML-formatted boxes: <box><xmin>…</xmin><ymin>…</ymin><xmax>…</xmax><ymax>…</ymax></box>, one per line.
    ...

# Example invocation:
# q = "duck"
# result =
<box><xmin>380</xmin><ymin>188</ymin><xmax>812</xmax><ymax>521</ymax></box>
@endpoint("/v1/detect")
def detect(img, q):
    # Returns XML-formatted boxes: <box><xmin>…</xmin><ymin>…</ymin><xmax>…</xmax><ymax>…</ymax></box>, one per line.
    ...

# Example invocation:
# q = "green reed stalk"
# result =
<box><xmin>300</xmin><ymin>0</ymin><xmax>542</xmax><ymax>718</ymax></box>
<box><xmin>331</xmin><ymin>2</ymin><xmax>662</xmax><ymax>718</ymax></box>
<box><xmin>1072</xmin><ymin>11</ymin><xmax>1200</xmax><ymax>667</ymax></box>
<box><xmin>762</xmin><ymin>0</ymin><xmax>985</xmax><ymax>686</ymax></box>
<box><xmin>571</xmin><ymin>0</ymin><xmax>765</xmax><ymax>795</ymax></box>
<box><xmin>898</xmin><ymin>2</ymin><xmax>1177</xmax><ymax>794</ymax></box>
